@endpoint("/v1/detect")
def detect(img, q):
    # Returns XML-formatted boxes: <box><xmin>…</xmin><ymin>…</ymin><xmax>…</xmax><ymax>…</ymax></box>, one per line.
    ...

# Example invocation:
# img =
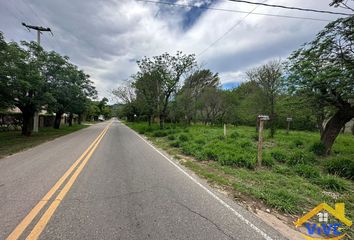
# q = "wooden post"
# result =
<box><xmin>257</xmin><ymin>115</ymin><xmax>269</xmax><ymax>167</ymax></box>
<box><xmin>257</xmin><ymin>120</ymin><xmax>264</xmax><ymax>167</ymax></box>
<box><xmin>224</xmin><ymin>124</ymin><xmax>226</xmax><ymax>137</ymax></box>
<box><xmin>286</xmin><ymin>117</ymin><xmax>292</xmax><ymax>134</ymax></box>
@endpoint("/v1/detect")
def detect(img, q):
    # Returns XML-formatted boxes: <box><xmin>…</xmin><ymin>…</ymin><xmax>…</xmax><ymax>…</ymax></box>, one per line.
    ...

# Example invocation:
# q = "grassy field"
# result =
<box><xmin>126</xmin><ymin>122</ymin><xmax>354</xmax><ymax>235</ymax></box>
<box><xmin>0</xmin><ymin>124</ymin><xmax>89</xmax><ymax>159</ymax></box>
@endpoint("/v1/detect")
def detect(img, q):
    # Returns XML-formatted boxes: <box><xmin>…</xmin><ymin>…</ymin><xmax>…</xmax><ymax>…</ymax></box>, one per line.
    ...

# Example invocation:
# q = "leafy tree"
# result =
<box><xmin>177</xmin><ymin>69</ymin><xmax>219</xmax><ymax>124</ymax></box>
<box><xmin>45</xmin><ymin>52</ymin><xmax>96</xmax><ymax>129</ymax></box>
<box><xmin>133</xmin><ymin>70</ymin><xmax>161</xmax><ymax>124</ymax></box>
<box><xmin>197</xmin><ymin>87</ymin><xmax>226</xmax><ymax>125</ymax></box>
<box><xmin>286</xmin><ymin>16</ymin><xmax>354</xmax><ymax>154</ymax></box>
<box><xmin>329</xmin><ymin>0</ymin><xmax>354</xmax><ymax>11</ymax></box>
<box><xmin>246</xmin><ymin>60</ymin><xmax>283</xmax><ymax>137</ymax></box>
<box><xmin>112</xmin><ymin>81</ymin><xmax>138</xmax><ymax>122</ymax></box>
<box><xmin>0</xmin><ymin>32</ymin><xmax>12</xmax><ymax>110</ymax></box>
<box><xmin>136</xmin><ymin>51</ymin><xmax>196</xmax><ymax>128</ymax></box>
<box><xmin>1</xmin><ymin>40</ymin><xmax>54</xmax><ymax>135</ymax></box>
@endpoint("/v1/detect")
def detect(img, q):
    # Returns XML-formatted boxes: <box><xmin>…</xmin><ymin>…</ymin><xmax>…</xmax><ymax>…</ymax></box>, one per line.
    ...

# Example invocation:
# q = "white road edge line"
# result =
<box><xmin>119</xmin><ymin>121</ymin><xmax>274</xmax><ymax>240</ymax></box>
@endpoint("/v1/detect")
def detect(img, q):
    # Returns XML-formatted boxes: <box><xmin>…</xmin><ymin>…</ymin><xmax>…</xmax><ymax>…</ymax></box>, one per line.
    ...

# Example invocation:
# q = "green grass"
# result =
<box><xmin>0</xmin><ymin>124</ymin><xmax>89</xmax><ymax>159</ymax></box>
<box><xmin>126</xmin><ymin>122</ymin><xmax>354</xmax><ymax>226</ymax></box>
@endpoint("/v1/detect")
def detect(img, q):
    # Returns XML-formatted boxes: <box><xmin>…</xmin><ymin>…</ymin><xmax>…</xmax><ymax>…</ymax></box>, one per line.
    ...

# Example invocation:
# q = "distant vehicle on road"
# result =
<box><xmin>98</xmin><ymin>115</ymin><xmax>105</xmax><ymax>121</ymax></box>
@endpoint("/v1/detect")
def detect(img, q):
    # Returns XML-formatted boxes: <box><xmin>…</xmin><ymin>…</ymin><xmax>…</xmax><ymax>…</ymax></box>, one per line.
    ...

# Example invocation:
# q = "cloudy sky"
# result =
<box><xmin>0</xmin><ymin>0</ymin><xmax>351</xmax><ymax>101</ymax></box>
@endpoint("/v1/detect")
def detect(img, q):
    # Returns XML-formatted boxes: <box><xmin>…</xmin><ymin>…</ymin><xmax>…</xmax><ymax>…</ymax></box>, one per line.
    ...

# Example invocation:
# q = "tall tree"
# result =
<box><xmin>112</xmin><ymin>80</ymin><xmax>138</xmax><ymax>122</ymax></box>
<box><xmin>136</xmin><ymin>51</ymin><xmax>196</xmax><ymax>128</ymax></box>
<box><xmin>286</xmin><ymin>16</ymin><xmax>354</xmax><ymax>154</ymax></box>
<box><xmin>177</xmin><ymin>69</ymin><xmax>219</xmax><ymax>124</ymax></box>
<box><xmin>133</xmin><ymin>70</ymin><xmax>161</xmax><ymax>124</ymax></box>
<box><xmin>2</xmin><ymin>41</ymin><xmax>54</xmax><ymax>135</ymax></box>
<box><xmin>46</xmin><ymin>53</ymin><xmax>96</xmax><ymax>129</ymax></box>
<box><xmin>246</xmin><ymin>60</ymin><xmax>283</xmax><ymax>137</ymax></box>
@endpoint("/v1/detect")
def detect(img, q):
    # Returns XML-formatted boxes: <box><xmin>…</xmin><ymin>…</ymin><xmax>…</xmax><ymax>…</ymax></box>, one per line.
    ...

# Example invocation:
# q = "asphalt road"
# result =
<box><xmin>0</xmin><ymin>120</ymin><xmax>286</xmax><ymax>240</ymax></box>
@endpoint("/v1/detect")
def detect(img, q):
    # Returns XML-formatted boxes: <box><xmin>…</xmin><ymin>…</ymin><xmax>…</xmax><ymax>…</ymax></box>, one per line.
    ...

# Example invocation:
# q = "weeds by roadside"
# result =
<box><xmin>126</xmin><ymin>122</ymin><xmax>354</xmax><ymax>232</ymax></box>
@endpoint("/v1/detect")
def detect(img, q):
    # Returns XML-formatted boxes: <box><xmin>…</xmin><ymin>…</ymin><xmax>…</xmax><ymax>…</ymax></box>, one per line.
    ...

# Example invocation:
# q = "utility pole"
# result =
<box><xmin>22</xmin><ymin>22</ymin><xmax>53</xmax><ymax>132</ymax></box>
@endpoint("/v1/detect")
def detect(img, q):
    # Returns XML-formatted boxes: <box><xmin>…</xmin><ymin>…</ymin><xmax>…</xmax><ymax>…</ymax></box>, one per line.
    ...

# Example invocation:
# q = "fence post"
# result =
<box><xmin>257</xmin><ymin>115</ymin><xmax>269</xmax><ymax>167</ymax></box>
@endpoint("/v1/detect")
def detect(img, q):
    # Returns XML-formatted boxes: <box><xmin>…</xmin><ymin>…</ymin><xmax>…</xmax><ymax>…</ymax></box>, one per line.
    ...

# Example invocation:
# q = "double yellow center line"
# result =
<box><xmin>6</xmin><ymin>122</ymin><xmax>112</xmax><ymax>240</ymax></box>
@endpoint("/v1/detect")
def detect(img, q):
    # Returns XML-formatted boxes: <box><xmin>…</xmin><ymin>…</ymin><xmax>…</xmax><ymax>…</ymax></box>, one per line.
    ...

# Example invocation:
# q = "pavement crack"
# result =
<box><xmin>175</xmin><ymin>201</ymin><xmax>236</xmax><ymax>240</ymax></box>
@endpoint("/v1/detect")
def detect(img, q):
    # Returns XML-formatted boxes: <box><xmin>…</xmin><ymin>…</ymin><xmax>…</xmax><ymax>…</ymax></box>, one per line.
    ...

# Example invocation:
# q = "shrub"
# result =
<box><xmin>310</xmin><ymin>142</ymin><xmax>326</xmax><ymax>156</ymax></box>
<box><xmin>325</xmin><ymin>157</ymin><xmax>354</xmax><ymax>180</ymax></box>
<box><xmin>230</xmin><ymin>131</ymin><xmax>239</xmax><ymax>139</ymax></box>
<box><xmin>270</xmin><ymin>149</ymin><xmax>288</xmax><ymax>163</ymax></box>
<box><xmin>181</xmin><ymin>143</ymin><xmax>198</xmax><ymax>155</ymax></box>
<box><xmin>145</xmin><ymin>127</ymin><xmax>154</xmax><ymax>132</ymax></box>
<box><xmin>179</xmin><ymin>134</ymin><xmax>189</xmax><ymax>142</ymax></box>
<box><xmin>292</xmin><ymin>139</ymin><xmax>304</xmax><ymax>148</ymax></box>
<box><xmin>195</xmin><ymin>139</ymin><xmax>206</xmax><ymax>145</ymax></box>
<box><xmin>170</xmin><ymin>141</ymin><xmax>180</xmax><ymax>148</ymax></box>
<box><xmin>153</xmin><ymin>131</ymin><xmax>168</xmax><ymax>137</ymax></box>
<box><xmin>288</xmin><ymin>150</ymin><xmax>315</xmax><ymax>166</ymax></box>
<box><xmin>314</xmin><ymin>175</ymin><xmax>348</xmax><ymax>192</ymax></box>
<box><xmin>239</xmin><ymin>140</ymin><xmax>252</xmax><ymax>148</ymax></box>
<box><xmin>167</xmin><ymin>135</ymin><xmax>176</xmax><ymax>140</ymax></box>
<box><xmin>218</xmin><ymin>152</ymin><xmax>256</xmax><ymax>169</ymax></box>
<box><xmin>294</xmin><ymin>164</ymin><xmax>320</xmax><ymax>179</ymax></box>
<box><xmin>203</xmin><ymin>148</ymin><xmax>219</xmax><ymax>161</ymax></box>
<box><xmin>251</xmin><ymin>134</ymin><xmax>259</xmax><ymax>141</ymax></box>
<box><xmin>262</xmin><ymin>152</ymin><xmax>274</xmax><ymax>167</ymax></box>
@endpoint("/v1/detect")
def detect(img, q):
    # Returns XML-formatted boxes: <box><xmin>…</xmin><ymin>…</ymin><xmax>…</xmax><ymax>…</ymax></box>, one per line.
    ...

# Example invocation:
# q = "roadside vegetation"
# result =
<box><xmin>0</xmin><ymin>124</ymin><xmax>88</xmax><ymax>159</ymax></box>
<box><xmin>116</xmin><ymin>15</ymin><xmax>354</xmax><ymax>234</ymax></box>
<box><xmin>127</xmin><ymin>122</ymin><xmax>354</xmax><ymax>228</ymax></box>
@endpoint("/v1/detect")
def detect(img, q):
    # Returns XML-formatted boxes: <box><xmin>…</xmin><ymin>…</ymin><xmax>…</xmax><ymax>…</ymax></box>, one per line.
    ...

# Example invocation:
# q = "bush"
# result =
<box><xmin>239</xmin><ymin>140</ymin><xmax>252</xmax><ymax>148</ymax></box>
<box><xmin>153</xmin><ymin>131</ymin><xmax>168</xmax><ymax>137</ymax></box>
<box><xmin>230</xmin><ymin>131</ymin><xmax>239</xmax><ymax>139</ymax></box>
<box><xmin>170</xmin><ymin>141</ymin><xmax>180</xmax><ymax>148</ymax></box>
<box><xmin>167</xmin><ymin>135</ymin><xmax>176</xmax><ymax>140</ymax></box>
<box><xmin>310</xmin><ymin>142</ymin><xmax>326</xmax><ymax>156</ymax></box>
<box><xmin>262</xmin><ymin>153</ymin><xmax>275</xmax><ymax>167</ymax></box>
<box><xmin>195</xmin><ymin>139</ymin><xmax>206</xmax><ymax>145</ymax></box>
<box><xmin>203</xmin><ymin>148</ymin><xmax>219</xmax><ymax>161</ymax></box>
<box><xmin>270</xmin><ymin>149</ymin><xmax>288</xmax><ymax>163</ymax></box>
<box><xmin>294</xmin><ymin>164</ymin><xmax>320</xmax><ymax>179</ymax></box>
<box><xmin>288</xmin><ymin>150</ymin><xmax>315</xmax><ymax>166</ymax></box>
<box><xmin>314</xmin><ymin>175</ymin><xmax>348</xmax><ymax>192</ymax></box>
<box><xmin>145</xmin><ymin>127</ymin><xmax>154</xmax><ymax>132</ymax></box>
<box><xmin>251</xmin><ymin>134</ymin><xmax>259</xmax><ymax>141</ymax></box>
<box><xmin>325</xmin><ymin>157</ymin><xmax>354</xmax><ymax>180</ymax></box>
<box><xmin>292</xmin><ymin>139</ymin><xmax>304</xmax><ymax>148</ymax></box>
<box><xmin>218</xmin><ymin>152</ymin><xmax>256</xmax><ymax>169</ymax></box>
<box><xmin>181</xmin><ymin>143</ymin><xmax>198</xmax><ymax>155</ymax></box>
<box><xmin>179</xmin><ymin>134</ymin><xmax>189</xmax><ymax>142</ymax></box>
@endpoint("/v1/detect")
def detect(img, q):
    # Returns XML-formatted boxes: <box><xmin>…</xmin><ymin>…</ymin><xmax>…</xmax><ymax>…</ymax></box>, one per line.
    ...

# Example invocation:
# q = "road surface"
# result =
<box><xmin>0</xmin><ymin>120</ymin><xmax>286</xmax><ymax>240</ymax></box>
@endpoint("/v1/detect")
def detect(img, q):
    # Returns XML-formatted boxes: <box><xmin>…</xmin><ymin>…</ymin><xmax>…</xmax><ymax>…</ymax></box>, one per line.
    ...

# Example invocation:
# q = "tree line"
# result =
<box><xmin>0</xmin><ymin>32</ymin><xmax>110</xmax><ymax>135</ymax></box>
<box><xmin>114</xmin><ymin>16</ymin><xmax>354</xmax><ymax>155</ymax></box>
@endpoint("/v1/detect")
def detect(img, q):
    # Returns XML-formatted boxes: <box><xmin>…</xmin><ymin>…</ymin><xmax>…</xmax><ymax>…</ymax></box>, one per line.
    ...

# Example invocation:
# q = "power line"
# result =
<box><xmin>135</xmin><ymin>0</ymin><xmax>331</xmax><ymax>22</ymax></box>
<box><xmin>227</xmin><ymin>0</ymin><xmax>352</xmax><ymax>16</ymax></box>
<box><xmin>198</xmin><ymin>0</ymin><xmax>266</xmax><ymax>56</ymax></box>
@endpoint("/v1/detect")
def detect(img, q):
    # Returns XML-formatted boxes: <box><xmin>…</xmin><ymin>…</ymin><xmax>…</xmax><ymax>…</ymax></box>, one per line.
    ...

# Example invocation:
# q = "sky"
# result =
<box><xmin>0</xmin><ymin>0</ymin><xmax>351</xmax><ymax>102</ymax></box>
